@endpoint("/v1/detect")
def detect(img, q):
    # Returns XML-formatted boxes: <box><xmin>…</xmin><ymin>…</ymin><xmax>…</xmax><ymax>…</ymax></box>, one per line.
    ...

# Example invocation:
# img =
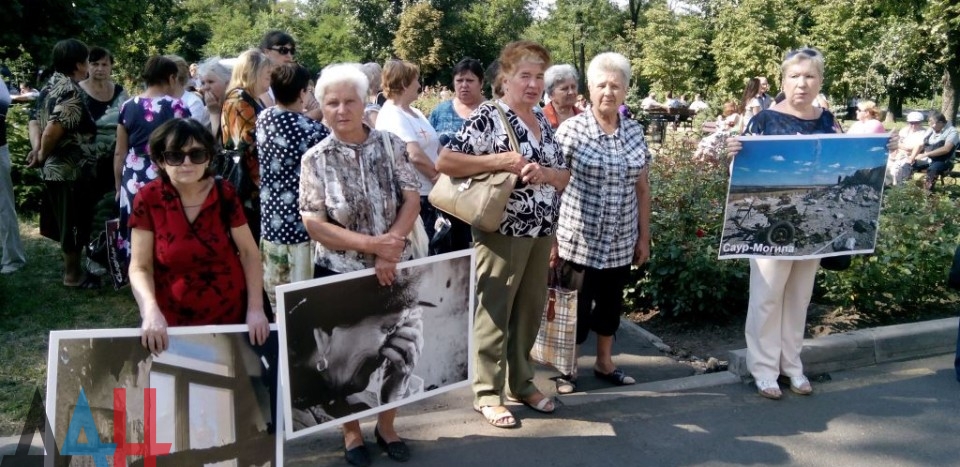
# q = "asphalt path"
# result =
<box><xmin>284</xmin><ymin>354</ymin><xmax>959</xmax><ymax>466</ymax></box>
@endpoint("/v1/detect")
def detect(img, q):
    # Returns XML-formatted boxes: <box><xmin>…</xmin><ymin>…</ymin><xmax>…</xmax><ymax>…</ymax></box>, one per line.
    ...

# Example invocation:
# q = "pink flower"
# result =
<box><xmin>696</xmin><ymin>229</ymin><xmax>705</xmax><ymax>238</ymax></box>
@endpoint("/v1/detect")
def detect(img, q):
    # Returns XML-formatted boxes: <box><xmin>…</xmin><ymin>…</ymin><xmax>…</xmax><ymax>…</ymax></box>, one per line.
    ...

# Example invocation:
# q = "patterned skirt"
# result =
<box><xmin>117</xmin><ymin>149</ymin><xmax>159</xmax><ymax>260</ymax></box>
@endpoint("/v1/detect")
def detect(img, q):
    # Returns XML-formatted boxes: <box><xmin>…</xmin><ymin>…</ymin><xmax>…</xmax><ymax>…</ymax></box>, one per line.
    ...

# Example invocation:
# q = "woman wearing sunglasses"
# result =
<box><xmin>129</xmin><ymin>118</ymin><xmax>269</xmax><ymax>354</ymax></box>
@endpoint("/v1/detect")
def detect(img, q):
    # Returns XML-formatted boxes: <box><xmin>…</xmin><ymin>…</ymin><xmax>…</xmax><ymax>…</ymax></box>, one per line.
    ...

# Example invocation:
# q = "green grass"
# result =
<box><xmin>0</xmin><ymin>217</ymin><xmax>139</xmax><ymax>436</ymax></box>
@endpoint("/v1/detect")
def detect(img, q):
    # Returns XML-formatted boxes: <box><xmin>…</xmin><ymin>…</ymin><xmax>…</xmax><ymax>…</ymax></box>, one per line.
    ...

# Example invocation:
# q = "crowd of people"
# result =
<box><xmin>4</xmin><ymin>30</ymin><xmax>957</xmax><ymax>466</ymax></box>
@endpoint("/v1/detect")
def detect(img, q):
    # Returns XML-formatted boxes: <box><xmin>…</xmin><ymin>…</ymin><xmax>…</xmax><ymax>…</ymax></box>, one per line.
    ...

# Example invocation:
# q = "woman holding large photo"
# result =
<box><xmin>728</xmin><ymin>48</ymin><xmax>837</xmax><ymax>400</ymax></box>
<box><xmin>298</xmin><ymin>63</ymin><xmax>421</xmax><ymax>466</ymax></box>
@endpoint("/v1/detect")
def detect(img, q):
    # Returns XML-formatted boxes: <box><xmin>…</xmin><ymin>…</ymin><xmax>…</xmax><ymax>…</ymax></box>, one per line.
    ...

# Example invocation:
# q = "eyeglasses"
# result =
<box><xmin>785</xmin><ymin>48</ymin><xmax>821</xmax><ymax>60</ymax></box>
<box><xmin>161</xmin><ymin>149</ymin><xmax>211</xmax><ymax>166</ymax></box>
<box><xmin>270</xmin><ymin>45</ymin><xmax>296</xmax><ymax>56</ymax></box>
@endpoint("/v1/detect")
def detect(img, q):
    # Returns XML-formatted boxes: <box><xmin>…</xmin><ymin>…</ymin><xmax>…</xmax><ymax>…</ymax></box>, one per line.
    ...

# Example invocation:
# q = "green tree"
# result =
<box><xmin>524</xmin><ymin>0</ymin><xmax>626</xmax><ymax>86</ymax></box>
<box><xmin>394</xmin><ymin>2</ymin><xmax>446</xmax><ymax>73</ymax></box>
<box><xmin>343</xmin><ymin>0</ymin><xmax>403</xmax><ymax>61</ymax></box>
<box><xmin>633</xmin><ymin>1</ymin><xmax>707</xmax><ymax>96</ymax></box>
<box><xmin>710</xmin><ymin>0</ymin><xmax>809</xmax><ymax>99</ymax></box>
<box><xmin>924</xmin><ymin>0</ymin><xmax>960</xmax><ymax>120</ymax></box>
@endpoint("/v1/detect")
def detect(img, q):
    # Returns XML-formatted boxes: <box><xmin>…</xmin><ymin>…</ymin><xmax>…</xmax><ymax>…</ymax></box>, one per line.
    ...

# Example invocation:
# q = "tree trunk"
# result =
<box><xmin>942</xmin><ymin>68</ymin><xmax>959</xmax><ymax>123</ymax></box>
<box><xmin>886</xmin><ymin>93</ymin><xmax>903</xmax><ymax>125</ymax></box>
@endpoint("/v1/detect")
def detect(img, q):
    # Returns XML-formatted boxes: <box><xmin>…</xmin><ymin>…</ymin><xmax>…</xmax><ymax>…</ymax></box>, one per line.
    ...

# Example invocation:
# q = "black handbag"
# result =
<box><xmin>820</xmin><ymin>254</ymin><xmax>852</xmax><ymax>271</ymax></box>
<box><xmin>216</xmin><ymin>88</ymin><xmax>262</xmax><ymax>206</ymax></box>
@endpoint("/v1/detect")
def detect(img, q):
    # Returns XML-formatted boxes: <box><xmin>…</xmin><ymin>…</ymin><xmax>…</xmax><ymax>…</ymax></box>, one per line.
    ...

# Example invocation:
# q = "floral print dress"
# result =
<box><xmin>117</xmin><ymin>95</ymin><xmax>190</xmax><ymax>258</ymax></box>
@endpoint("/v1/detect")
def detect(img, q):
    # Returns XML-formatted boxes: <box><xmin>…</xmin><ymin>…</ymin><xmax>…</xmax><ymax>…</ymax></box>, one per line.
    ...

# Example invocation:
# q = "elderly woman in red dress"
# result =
<box><xmin>128</xmin><ymin>118</ymin><xmax>268</xmax><ymax>353</ymax></box>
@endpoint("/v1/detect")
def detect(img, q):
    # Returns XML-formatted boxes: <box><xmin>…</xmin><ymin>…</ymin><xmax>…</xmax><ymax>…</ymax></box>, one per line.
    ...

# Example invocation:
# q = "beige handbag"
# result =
<box><xmin>428</xmin><ymin>101</ymin><xmax>519</xmax><ymax>233</ymax></box>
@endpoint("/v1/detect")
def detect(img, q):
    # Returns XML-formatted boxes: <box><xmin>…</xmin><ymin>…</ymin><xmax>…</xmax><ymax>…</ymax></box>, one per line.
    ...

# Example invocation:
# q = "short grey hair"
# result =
<box><xmin>587</xmin><ymin>52</ymin><xmax>631</xmax><ymax>87</ymax></box>
<box><xmin>315</xmin><ymin>63</ymin><xmax>369</xmax><ymax>104</ymax></box>
<box><xmin>197</xmin><ymin>56</ymin><xmax>231</xmax><ymax>84</ymax></box>
<box><xmin>359</xmin><ymin>62</ymin><xmax>382</xmax><ymax>95</ymax></box>
<box><xmin>544</xmin><ymin>64</ymin><xmax>579</xmax><ymax>96</ymax></box>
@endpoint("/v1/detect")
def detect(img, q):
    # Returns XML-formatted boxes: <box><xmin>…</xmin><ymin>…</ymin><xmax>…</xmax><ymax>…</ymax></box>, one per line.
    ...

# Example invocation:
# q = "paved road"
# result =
<box><xmin>284</xmin><ymin>354</ymin><xmax>959</xmax><ymax>466</ymax></box>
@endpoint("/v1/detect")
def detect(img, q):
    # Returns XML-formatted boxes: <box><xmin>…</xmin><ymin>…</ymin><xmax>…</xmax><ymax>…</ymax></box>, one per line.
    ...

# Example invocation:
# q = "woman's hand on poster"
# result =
<box><xmin>246</xmin><ymin>307</ymin><xmax>270</xmax><ymax>346</ymax></box>
<box><xmin>374</xmin><ymin>256</ymin><xmax>398</xmax><ymax>286</ymax></box>
<box><xmin>140</xmin><ymin>305</ymin><xmax>169</xmax><ymax>355</ymax></box>
<box><xmin>725</xmin><ymin>136</ymin><xmax>742</xmax><ymax>159</ymax></box>
<box><xmin>380</xmin><ymin>308</ymin><xmax>424</xmax><ymax>403</ymax></box>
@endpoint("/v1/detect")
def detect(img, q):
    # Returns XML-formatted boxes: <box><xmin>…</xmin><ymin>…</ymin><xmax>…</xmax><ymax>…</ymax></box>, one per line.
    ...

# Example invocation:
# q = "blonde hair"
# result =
<box><xmin>857</xmin><ymin>100</ymin><xmax>880</xmax><ymax>120</ymax></box>
<box><xmin>382</xmin><ymin>60</ymin><xmax>419</xmax><ymax>100</ymax></box>
<box><xmin>227</xmin><ymin>48</ymin><xmax>271</xmax><ymax>95</ymax></box>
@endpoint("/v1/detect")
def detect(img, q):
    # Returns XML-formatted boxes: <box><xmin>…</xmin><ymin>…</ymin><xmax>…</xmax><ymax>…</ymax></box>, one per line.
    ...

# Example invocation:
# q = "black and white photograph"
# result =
<box><xmin>719</xmin><ymin>134</ymin><xmax>890</xmax><ymax>260</ymax></box>
<box><xmin>46</xmin><ymin>326</ymin><xmax>282</xmax><ymax>466</ymax></box>
<box><xmin>276</xmin><ymin>250</ymin><xmax>475</xmax><ymax>439</ymax></box>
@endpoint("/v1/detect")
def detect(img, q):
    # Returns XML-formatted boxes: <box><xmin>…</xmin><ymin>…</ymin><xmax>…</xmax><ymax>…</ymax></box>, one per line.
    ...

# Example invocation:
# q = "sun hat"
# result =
<box><xmin>906</xmin><ymin>111</ymin><xmax>924</xmax><ymax>123</ymax></box>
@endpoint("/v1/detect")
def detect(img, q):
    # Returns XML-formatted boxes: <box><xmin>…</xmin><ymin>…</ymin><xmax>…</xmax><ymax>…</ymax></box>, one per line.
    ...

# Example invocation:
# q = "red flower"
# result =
<box><xmin>696</xmin><ymin>229</ymin><xmax>705</xmax><ymax>238</ymax></box>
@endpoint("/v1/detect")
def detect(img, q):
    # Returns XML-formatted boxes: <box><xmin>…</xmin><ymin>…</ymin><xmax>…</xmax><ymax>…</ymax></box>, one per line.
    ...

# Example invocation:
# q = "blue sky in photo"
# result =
<box><xmin>731</xmin><ymin>135</ymin><xmax>889</xmax><ymax>187</ymax></box>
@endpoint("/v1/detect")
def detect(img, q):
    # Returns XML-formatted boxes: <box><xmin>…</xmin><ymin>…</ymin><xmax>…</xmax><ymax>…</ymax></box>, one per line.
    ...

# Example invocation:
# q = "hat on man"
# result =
<box><xmin>906</xmin><ymin>111</ymin><xmax>924</xmax><ymax>123</ymax></box>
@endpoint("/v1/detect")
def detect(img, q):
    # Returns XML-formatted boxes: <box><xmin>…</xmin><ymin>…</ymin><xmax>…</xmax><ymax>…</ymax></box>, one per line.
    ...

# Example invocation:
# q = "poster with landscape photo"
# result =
<box><xmin>719</xmin><ymin>134</ymin><xmax>890</xmax><ymax>260</ymax></box>
<box><xmin>276</xmin><ymin>250</ymin><xmax>475</xmax><ymax>439</ymax></box>
<box><xmin>46</xmin><ymin>325</ymin><xmax>282</xmax><ymax>466</ymax></box>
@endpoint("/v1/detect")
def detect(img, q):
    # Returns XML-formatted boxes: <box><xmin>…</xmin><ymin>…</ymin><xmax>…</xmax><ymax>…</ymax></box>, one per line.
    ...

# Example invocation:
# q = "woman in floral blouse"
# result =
<box><xmin>221</xmin><ymin>48</ymin><xmax>272</xmax><ymax>241</ymax></box>
<box><xmin>114</xmin><ymin>55</ymin><xmax>189</xmax><ymax>263</ymax></box>
<box><xmin>437</xmin><ymin>40</ymin><xmax>570</xmax><ymax>429</ymax></box>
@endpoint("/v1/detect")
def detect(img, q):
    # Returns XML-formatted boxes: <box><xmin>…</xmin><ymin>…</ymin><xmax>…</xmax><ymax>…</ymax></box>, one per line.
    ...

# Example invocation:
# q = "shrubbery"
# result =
<box><xmin>628</xmin><ymin>132</ymin><xmax>960</xmax><ymax>322</ymax></box>
<box><xmin>7</xmin><ymin>104</ymin><xmax>43</xmax><ymax>215</ymax></box>
<box><xmin>626</xmin><ymin>134</ymin><xmax>750</xmax><ymax>321</ymax></box>
<box><xmin>816</xmin><ymin>183</ymin><xmax>960</xmax><ymax>318</ymax></box>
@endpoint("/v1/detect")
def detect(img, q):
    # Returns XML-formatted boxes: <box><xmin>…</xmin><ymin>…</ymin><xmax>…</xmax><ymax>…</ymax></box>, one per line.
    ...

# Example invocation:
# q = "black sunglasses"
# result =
<box><xmin>785</xmin><ymin>48</ymin><xmax>821</xmax><ymax>60</ymax></box>
<box><xmin>161</xmin><ymin>149</ymin><xmax>211</xmax><ymax>166</ymax></box>
<box><xmin>270</xmin><ymin>45</ymin><xmax>296</xmax><ymax>56</ymax></box>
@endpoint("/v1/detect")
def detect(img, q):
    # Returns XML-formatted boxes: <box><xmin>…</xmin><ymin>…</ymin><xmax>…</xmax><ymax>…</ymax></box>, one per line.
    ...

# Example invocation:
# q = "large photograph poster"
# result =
<box><xmin>46</xmin><ymin>326</ymin><xmax>282</xmax><ymax>467</ymax></box>
<box><xmin>719</xmin><ymin>134</ymin><xmax>890</xmax><ymax>260</ymax></box>
<box><xmin>277</xmin><ymin>250</ymin><xmax>475</xmax><ymax>439</ymax></box>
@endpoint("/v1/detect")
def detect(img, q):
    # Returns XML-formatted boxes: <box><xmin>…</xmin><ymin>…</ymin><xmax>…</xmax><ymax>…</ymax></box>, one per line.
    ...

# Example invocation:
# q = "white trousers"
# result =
<box><xmin>745</xmin><ymin>258</ymin><xmax>819</xmax><ymax>381</ymax></box>
<box><xmin>0</xmin><ymin>145</ymin><xmax>26</xmax><ymax>270</ymax></box>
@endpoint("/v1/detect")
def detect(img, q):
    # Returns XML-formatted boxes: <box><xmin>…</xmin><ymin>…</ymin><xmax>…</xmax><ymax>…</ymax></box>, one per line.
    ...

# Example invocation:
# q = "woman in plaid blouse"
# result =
<box><xmin>554</xmin><ymin>52</ymin><xmax>652</xmax><ymax>393</ymax></box>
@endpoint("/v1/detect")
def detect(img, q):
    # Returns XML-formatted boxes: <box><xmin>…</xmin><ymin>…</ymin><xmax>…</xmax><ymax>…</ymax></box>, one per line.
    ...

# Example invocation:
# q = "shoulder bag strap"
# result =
<box><xmin>490</xmin><ymin>101</ymin><xmax>520</xmax><ymax>153</ymax></box>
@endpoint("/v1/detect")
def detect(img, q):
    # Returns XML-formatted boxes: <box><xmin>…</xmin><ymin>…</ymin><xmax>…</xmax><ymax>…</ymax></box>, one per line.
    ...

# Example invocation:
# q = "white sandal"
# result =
<box><xmin>756</xmin><ymin>379</ymin><xmax>782</xmax><ymax>400</ymax></box>
<box><xmin>789</xmin><ymin>375</ymin><xmax>813</xmax><ymax>395</ymax></box>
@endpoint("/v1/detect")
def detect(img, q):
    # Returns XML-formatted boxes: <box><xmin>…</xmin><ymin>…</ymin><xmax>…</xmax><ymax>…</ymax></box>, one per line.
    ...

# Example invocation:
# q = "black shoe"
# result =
<box><xmin>344</xmin><ymin>444</ymin><xmax>371</xmax><ymax>467</ymax></box>
<box><xmin>375</xmin><ymin>425</ymin><xmax>411</xmax><ymax>462</ymax></box>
